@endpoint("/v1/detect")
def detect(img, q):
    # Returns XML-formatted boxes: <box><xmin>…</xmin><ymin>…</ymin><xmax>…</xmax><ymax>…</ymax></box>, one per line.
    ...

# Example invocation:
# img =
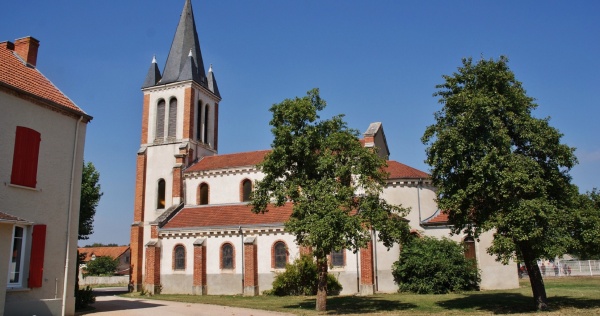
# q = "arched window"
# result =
<box><xmin>198</xmin><ymin>183</ymin><xmax>209</xmax><ymax>205</ymax></box>
<box><xmin>463</xmin><ymin>237</ymin><xmax>476</xmax><ymax>261</ymax></box>
<box><xmin>156</xmin><ymin>99</ymin><xmax>165</xmax><ymax>140</ymax></box>
<box><xmin>331</xmin><ymin>249</ymin><xmax>345</xmax><ymax>267</ymax></box>
<box><xmin>203</xmin><ymin>105</ymin><xmax>209</xmax><ymax>144</ymax></box>
<box><xmin>273</xmin><ymin>241</ymin><xmax>288</xmax><ymax>269</ymax></box>
<box><xmin>221</xmin><ymin>243</ymin><xmax>234</xmax><ymax>269</ymax></box>
<box><xmin>168</xmin><ymin>97</ymin><xmax>177</xmax><ymax>139</ymax></box>
<box><xmin>196</xmin><ymin>100</ymin><xmax>203</xmax><ymax>141</ymax></box>
<box><xmin>241</xmin><ymin>179</ymin><xmax>252</xmax><ymax>202</ymax></box>
<box><xmin>173</xmin><ymin>245</ymin><xmax>185</xmax><ymax>270</ymax></box>
<box><xmin>157</xmin><ymin>179</ymin><xmax>166</xmax><ymax>209</ymax></box>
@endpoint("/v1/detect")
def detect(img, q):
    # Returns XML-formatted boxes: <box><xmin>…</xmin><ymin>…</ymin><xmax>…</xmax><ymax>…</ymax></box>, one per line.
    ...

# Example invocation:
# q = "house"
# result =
<box><xmin>0</xmin><ymin>36</ymin><xmax>91</xmax><ymax>315</ymax></box>
<box><xmin>78</xmin><ymin>246</ymin><xmax>131</xmax><ymax>275</ymax></box>
<box><xmin>130</xmin><ymin>0</ymin><xmax>518</xmax><ymax>296</ymax></box>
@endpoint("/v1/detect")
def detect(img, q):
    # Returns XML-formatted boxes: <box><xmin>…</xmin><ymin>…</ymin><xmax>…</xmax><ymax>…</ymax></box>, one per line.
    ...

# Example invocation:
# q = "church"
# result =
<box><xmin>129</xmin><ymin>0</ymin><xmax>518</xmax><ymax>296</ymax></box>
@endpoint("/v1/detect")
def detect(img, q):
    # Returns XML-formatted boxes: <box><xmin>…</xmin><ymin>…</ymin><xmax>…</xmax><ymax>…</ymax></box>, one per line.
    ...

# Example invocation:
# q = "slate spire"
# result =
<box><xmin>142</xmin><ymin>55</ymin><xmax>162</xmax><ymax>88</ymax></box>
<box><xmin>207</xmin><ymin>64</ymin><xmax>220</xmax><ymax>98</ymax></box>
<box><xmin>160</xmin><ymin>0</ymin><xmax>206</xmax><ymax>85</ymax></box>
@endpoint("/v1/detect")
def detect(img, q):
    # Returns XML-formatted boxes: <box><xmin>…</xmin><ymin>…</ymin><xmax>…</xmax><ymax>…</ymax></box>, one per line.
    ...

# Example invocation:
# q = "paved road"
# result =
<box><xmin>77</xmin><ymin>287</ymin><xmax>294</xmax><ymax>316</ymax></box>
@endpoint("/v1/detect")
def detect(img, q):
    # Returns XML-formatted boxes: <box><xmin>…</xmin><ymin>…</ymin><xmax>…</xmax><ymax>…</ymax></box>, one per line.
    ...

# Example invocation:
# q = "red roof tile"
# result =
<box><xmin>77</xmin><ymin>246</ymin><xmax>130</xmax><ymax>262</ymax></box>
<box><xmin>163</xmin><ymin>203</ymin><xmax>293</xmax><ymax>229</ymax></box>
<box><xmin>422</xmin><ymin>211</ymin><xmax>449</xmax><ymax>225</ymax></box>
<box><xmin>0</xmin><ymin>40</ymin><xmax>87</xmax><ymax>116</ymax></box>
<box><xmin>186</xmin><ymin>150</ymin><xmax>429</xmax><ymax>181</ymax></box>
<box><xmin>185</xmin><ymin>150</ymin><xmax>270</xmax><ymax>172</ymax></box>
<box><xmin>0</xmin><ymin>211</ymin><xmax>31</xmax><ymax>223</ymax></box>
<box><xmin>385</xmin><ymin>160</ymin><xmax>429</xmax><ymax>179</ymax></box>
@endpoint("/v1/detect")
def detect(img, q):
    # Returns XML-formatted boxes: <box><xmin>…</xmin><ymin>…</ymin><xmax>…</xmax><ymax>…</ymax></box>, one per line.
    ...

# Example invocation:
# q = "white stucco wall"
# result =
<box><xmin>185</xmin><ymin>171</ymin><xmax>265</xmax><ymax>205</ymax></box>
<box><xmin>0</xmin><ymin>91</ymin><xmax>87</xmax><ymax>315</ymax></box>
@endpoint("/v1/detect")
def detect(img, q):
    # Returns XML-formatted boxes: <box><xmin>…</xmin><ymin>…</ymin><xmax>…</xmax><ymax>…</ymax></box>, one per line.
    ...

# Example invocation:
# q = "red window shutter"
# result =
<box><xmin>28</xmin><ymin>224</ymin><xmax>47</xmax><ymax>288</ymax></box>
<box><xmin>11</xmin><ymin>126</ymin><xmax>41</xmax><ymax>188</ymax></box>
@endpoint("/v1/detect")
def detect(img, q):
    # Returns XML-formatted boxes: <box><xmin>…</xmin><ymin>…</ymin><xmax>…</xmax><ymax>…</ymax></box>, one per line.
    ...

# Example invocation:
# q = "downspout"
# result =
<box><xmin>417</xmin><ymin>179</ymin><xmax>422</xmax><ymax>224</ymax></box>
<box><xmin>62</xmin><ymin>116</ymin><xmax>83</xmax><ymax>315</ymax></box>
<box><xmin>239</xmin><ymin>226</ymin><xmax>244</xmax><ymax>294</ymax></box>
<box><xmin>356</xmin><ymin>251</ymin><xmax>360</xmax><ymax>293</ymax></box>
<box><xmin>372</xmin><ymin>228</ymin><xmax>378</xmax><ymax>292</ymax></box>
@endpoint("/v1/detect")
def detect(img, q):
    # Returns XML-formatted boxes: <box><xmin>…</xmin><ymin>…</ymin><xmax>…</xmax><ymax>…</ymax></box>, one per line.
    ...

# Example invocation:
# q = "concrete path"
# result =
<box><xmin>76</xmin><ymin>287</ymin><xmax>294</xmax><ymax>316</ymax></box>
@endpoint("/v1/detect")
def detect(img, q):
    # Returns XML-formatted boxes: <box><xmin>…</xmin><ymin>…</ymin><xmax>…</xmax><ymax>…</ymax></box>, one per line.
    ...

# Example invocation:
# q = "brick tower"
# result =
<box><xmin>130</xmin><ymin>0</ymin><xmax>221</xmax><ymax>291</ymax></box>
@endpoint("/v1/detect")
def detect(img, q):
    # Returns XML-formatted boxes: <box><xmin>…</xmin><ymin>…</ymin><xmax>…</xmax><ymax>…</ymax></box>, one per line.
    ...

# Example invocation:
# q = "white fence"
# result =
<box><xmin>79</xmin><ymin>275</ymin><xmax>129</xmax><ymax>286</ymax></box>
<box><xmin>537</xmin><ymin>260</ymin><xmax>600</xmax><ymax>277</ymax></box>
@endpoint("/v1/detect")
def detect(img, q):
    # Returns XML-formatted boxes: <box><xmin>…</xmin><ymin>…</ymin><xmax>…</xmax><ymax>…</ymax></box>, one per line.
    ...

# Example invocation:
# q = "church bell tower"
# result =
<box><xmin>130</xmin><ymin>0</ymin><xmax>221</xmax><ymax>290</ymax></box>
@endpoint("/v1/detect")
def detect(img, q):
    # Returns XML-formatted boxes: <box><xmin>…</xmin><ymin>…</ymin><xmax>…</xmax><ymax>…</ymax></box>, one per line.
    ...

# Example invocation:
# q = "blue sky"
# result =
<box><xmin>3</xmin><ymin>1</ymin><xmax>599</xmax><ymax>246</ymax></box>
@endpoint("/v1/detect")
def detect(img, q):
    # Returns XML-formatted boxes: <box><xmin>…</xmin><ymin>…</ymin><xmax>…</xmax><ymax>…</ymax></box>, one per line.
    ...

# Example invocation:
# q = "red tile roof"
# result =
<box><xmin>0</xmin><ymin>211</ymin><xmax>31</xmax><ymax>224</ymax></box>
<box><xmin>185</xmin><ymin>149</ymin><xmax>429</xmax><ymax>181</ymax></box>
<box><xmin>185</xmin><ymin>150</ymin><xmax>270</xmax><ymax>172</ymax></box>
<box><xmin>422</xmin><ymin>210</ymin><xmax>449</xmax><ymax>225</ymax></box>
<box><xmin>162</xmin><ymin>203</ymin><xmax>293</xmax><ymax>229</ymax></box>
<box><xmin>78</xmin><ymin>246</ymin><xmax>130</xmax><ymax>262</ymax></box>
<box><xmin>385</xmin><ymin>160</ymin><xmax>429</xmax><ymax>179</ymax></box>
<box><xmin>0</xmin><ymin>40</ymin><xmax>87</xmax><ymax>117</ymax></box>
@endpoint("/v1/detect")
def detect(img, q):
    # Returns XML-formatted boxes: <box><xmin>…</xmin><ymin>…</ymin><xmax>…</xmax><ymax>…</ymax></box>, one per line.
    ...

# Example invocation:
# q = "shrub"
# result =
<box><xmin>266</xmin><ymin>254</ymin><xmax>342</xmax><ymax>296</ymax></box>
<box><xmin>75</xmin><ymin>286</ymin><xmax>95</xmax><ymax>310</ymax></box>
<box><xmin>392</xmin><ymin>236</ymin><xmax>480</xmax><ymax>294</ymax></box>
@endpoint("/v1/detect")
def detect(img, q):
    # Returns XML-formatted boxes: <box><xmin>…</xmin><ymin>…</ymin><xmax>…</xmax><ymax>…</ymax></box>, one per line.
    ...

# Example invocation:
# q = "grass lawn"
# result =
<box><xmin>121</xmin><ymin>277</ymin><xmax>600</xmax><ymax>315</ymax></box>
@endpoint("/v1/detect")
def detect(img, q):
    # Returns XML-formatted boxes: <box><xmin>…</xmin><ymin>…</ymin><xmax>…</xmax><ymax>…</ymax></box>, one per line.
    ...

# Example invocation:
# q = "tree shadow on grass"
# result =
<box><xmin>437</xmin><ymin>293</ymin><xmax>600</xmax><ymax>314</ymax></box>
<box><xmin>285</xmin><ymin>296</ymin><xmax>418</xmax><ymax>314</ymax></box>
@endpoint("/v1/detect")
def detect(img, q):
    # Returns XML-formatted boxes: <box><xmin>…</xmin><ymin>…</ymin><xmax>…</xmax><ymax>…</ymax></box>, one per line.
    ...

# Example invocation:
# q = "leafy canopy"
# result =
<box><xmin>84</xmin><ymin>256</ymin><xmax>118</xmax><ymax>276</ymax></box>
<box><xmin>79</xmin><ymin>161</ymin><xmax>103</xmax><ymax>240</ymax></box>
<box><xmin>569</xmin><ymin>189</ymin><xmax>600</xmax><ymax>259</ymax></box>
<box><xmin>422</xmin><ymin>56</ymin><xmax>578</xmax><ymax>263</ymax></box>
<box><xmin>251</xmin><ymin>88</ymin><xmax>411</xmax><ymax>259</ymax></box>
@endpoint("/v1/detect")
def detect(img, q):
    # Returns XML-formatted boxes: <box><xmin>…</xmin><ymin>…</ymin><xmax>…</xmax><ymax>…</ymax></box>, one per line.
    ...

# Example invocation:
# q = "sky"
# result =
<box><xmin>3</xmin><ymin>1</ymin><xmax>599</xmax><ymax>246</ymax></box>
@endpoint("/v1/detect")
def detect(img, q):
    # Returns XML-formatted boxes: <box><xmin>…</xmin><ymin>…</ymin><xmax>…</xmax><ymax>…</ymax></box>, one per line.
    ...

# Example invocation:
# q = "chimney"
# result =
<box><xmin>14</xmin><ymin>36</ymin><xmax>40</xmax><ymax>67</ymax></box>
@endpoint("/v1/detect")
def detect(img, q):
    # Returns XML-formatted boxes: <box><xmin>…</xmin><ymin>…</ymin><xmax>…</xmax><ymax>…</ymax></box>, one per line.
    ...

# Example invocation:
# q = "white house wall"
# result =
<box><xmin>0</xmin><ymin>91</ymin><xmax>86</xmax><ymax>315</ymax></box>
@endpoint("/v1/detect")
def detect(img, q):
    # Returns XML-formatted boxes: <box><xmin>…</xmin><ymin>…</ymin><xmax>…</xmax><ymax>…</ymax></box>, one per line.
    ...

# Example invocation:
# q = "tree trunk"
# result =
<box><xmin>518</xmin><ymin>242</ymin><xmax>548</xmax><ymax>311</ymax></box>
<box><xmin>316</xmin><ymin>256</ymin><xmax>328</xmax><ymax>312</ymax></box>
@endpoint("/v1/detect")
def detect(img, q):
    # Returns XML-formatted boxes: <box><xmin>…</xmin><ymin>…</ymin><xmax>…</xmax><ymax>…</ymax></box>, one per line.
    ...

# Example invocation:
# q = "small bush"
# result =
<box><xmin>75</xmin><ymin>286</ymin><xmax>95</xmax><ymax>310</ymax></box>
<box><xmin>392</xmin><ymin>236</ymin><xmax>480</xmax><ymax>294</ymax></box>
<box><xmin>266</xmin><ymin>254</ymin><xmax>342</xmax><ymax>296</ymax></box>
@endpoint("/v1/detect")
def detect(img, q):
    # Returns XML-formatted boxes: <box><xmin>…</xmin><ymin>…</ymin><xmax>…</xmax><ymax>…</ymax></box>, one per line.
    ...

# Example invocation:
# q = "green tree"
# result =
<box><xmin>422</xmin><ymin>56</ymin><xmax>578</xmax><ymax>310</ymax></box>
<box><xmin>76</xmin><ymin>161</ymin><xmax>102</xmax><ymax>309</ymax></box>
<box><xmin>251</xmin><ymin>89</ymin><xmax>410</xmax><ymax>311</ymax></box>
<box><xmin>84</xmin><ymin>256</ymin><xmax>118</xmax><ymax>276</ymax></box>
<box><xmin>392</xmin><ymin>236</ymin><xmax>479</xmax><ymax>294</ymax></box>
<box><xmin>79</xmin><ymin>161</ymin><xmax>103</xmax><ymax>240</ymax></box>
<box><xmin>84</xmin><ymin>243</ymin><xmax>120</xmax><ymax>248</ymax></box>
<box><xmin>569</xmin><ymin>189</ymin><xmax>600</xmax><ymax>259</ymax></box>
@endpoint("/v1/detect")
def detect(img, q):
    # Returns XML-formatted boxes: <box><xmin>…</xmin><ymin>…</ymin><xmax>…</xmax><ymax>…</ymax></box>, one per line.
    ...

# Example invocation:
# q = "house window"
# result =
<box><xmin>221</xmin><ymin>243</ymin><xmax>234</xmax><ymax>270</ymax></box>
<box><xmin>463</xmin><ymin>237</ymin><xmax>476</xmax><ymax>261</ymax></box>
<box><xmin>331</xmin><ymin>249</ymin><xmax>345</xmax><ymax>267</ymax></box>
<box><xmin>11</xmin><ymin>126</ymin><xmax>41</xmax><ymax>188</ymax></box>
<box><xmin>8</xmin><ymin>226</ymin><xmax>26</xmax><ymax>286</ymax></box>
<box><xmin>168</xmin><ymin>97</ymin><xmax>177</xmax><ymax>139</ymax></box>
<box><xmin>241</xmin><ymin>179</ymin><xmax>252</xmax><ymax>202</ymax></box>
<box><xmin>173</xmin><ymin>245</ymin><xmax>185</xmax><ymax>270</ymax></box>
<box><xmin>157</xmin><ymin>179</ymin><xmax>166</xmax><ymax>209</ymax></box>
<box><xmin>273</xmin><ymin>241</ymin><xmax>287</xmax><ymax>269</ymax></box>
<box><xmin>156</xmin><ymin>99</ymin><xmax>165</xmax><ymax>140</ymax></box>
<box><xmin>203</xmin><ymin>105</ymin><xmax>209</xmax><ymax>144</ymax></box>
<box><xmin>198</xmin><ymin>183</ymin><xmax>209</xmax><ymax>205</ymax></box>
